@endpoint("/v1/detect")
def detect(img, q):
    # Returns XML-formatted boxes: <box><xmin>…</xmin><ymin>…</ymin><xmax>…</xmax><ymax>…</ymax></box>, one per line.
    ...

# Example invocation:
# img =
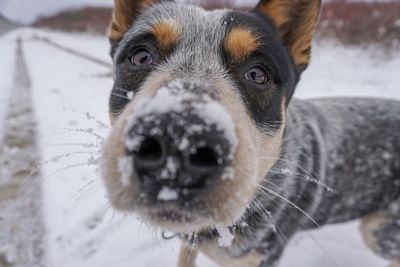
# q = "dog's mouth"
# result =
<box><xmin>122</xmin><ymin>164</ymin><xmax>238</xmax><ymax>233</ymax></box>
<box><xmin>135</xmin><ymin>197</ymin><xmax>215</xmax><ymax>231</ymax></box>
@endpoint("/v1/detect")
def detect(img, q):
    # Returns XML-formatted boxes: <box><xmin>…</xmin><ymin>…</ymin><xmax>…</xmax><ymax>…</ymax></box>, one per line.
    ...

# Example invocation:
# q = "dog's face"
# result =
<box><xmin>102</xmin><ymin>0</ymin><xmax>320</xmax><ymax>233</ymax></box>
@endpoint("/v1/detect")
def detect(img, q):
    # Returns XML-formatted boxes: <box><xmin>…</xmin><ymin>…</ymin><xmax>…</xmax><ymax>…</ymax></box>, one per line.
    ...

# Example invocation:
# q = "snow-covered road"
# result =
<box><xmin>0</xmin><ymin>28</ymin><xmax>399</xmax><ymax>267</ymax></box>
<box><xmin>0</xmin><ymin>36</ymin><xmax>45</xmax><ymax>267</ymax></box>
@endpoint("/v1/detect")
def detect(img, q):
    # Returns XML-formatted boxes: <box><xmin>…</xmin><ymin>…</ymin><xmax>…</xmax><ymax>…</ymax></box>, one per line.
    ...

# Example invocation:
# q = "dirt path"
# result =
<box><xmin>0</xmin><ymin>39</ymin><xmax>45</xmax><ymax>267</ymax></box>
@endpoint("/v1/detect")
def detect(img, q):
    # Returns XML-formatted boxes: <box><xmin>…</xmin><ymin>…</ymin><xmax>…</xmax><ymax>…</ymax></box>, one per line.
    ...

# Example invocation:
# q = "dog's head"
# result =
<box><xmin>101</xmin><ymin>0</ymin><xmax>320</xmax><ymax>233</ymax></box>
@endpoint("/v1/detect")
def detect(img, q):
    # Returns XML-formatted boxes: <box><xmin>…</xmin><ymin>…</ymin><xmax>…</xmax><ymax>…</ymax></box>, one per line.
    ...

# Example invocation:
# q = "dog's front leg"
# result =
<box><xmin>178</xmin><ymin>243</ymin><xmax>198</xmax><ymax>267</ymax></box>
<box><xmin>361</xmin><ymin>212</ymin><xmax>400</xmax><ymax>267</ymax></box>
<box><xmin>200</xmin><ymin>249</ymin><xmax>263</xmax><ymax>267</ymax></box>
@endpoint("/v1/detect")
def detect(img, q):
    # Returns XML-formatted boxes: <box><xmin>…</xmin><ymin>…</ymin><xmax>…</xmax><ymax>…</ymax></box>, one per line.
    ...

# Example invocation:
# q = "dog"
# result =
<box><xmin>100</xmin><ymin>0</ymin><xmax>400</xmax><ymax>266</ymax></box>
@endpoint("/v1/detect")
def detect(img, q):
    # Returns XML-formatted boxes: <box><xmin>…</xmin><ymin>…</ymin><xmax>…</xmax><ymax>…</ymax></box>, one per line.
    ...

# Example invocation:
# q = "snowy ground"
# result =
<box><xmin>0</xmin><ymin>28</ymin><xmax>399</xmax><ymax>267</ymax></box>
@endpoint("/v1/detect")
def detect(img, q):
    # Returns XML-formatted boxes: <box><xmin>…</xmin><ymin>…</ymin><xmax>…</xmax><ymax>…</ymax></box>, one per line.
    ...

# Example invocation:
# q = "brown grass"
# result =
<box><xmin>317</xmin><ymin>1</ymin><xmax>400</xmax><ymax>47</ymax></box>
<box><xmin>33</xmin><ymin>7</ymin><xmax>112</xmax><ymax>34</ymax></box>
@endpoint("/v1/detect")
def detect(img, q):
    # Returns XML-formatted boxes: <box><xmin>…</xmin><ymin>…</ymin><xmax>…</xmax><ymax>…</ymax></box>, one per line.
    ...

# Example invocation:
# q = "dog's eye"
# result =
<box><xmin>244</xmin><ymin>66</ymin><xmax>268</xmax><ymax>84</ymax></box>
<box><xmin>131</xmin><ymin>49</ymin><xmax>153</xmax><ymax>66</ymax></box>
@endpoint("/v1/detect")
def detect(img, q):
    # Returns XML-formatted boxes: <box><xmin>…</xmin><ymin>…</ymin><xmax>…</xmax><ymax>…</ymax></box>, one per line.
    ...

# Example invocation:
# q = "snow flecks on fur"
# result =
<box><xmin>280</xmin><ymin>168</ymin><xmax>292</xmax><ymax>175</ymax></box>
<box><xmin>124</xmin><ymin>135</ymin><xmax>144</xmax><ymax>152</ymax></box>
<box><xmin>215</xmin><ymin>224</ymin><xmax>234</xmax><ymax>247</ymax></box>
<box><xmin>178</xmin><ymin>137</ymin><xmax>189</xmax><ymax>151</ymax></box>
<box><xmin>127</xmin><ymin>91</ymin><xmax>134</xmax><ymax>101</ymax></box>
<box><xmin>118</xmin><ymin>156</ymin><xmax>133</xmax><ymax>186</ymax></box>
<box><xmin>160</xmin><ymin>157</ymin><xmax>178</xmax><ymax>180</ymax></box>
<box><xmin>157</xmin><ymin>186</ymin><xmax>179</xmax><ymax>201</ymax></box>
<box><xmin>222</xmin><ymin>166</ymin><xmax>235</xmax><ymax>180</ymax></box>
<box><xmin>193</xmin><ymin>100</ymin><xmax>238</xmax><ymax>158</ymax></box>
<box><xmin>129</xmin><ymin>79</ymin><xmax>196</xmax><ymax>119</ymax></box>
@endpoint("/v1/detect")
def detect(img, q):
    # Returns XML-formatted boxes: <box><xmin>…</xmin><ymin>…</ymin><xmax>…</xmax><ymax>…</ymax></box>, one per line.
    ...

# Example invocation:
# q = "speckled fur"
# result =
<box><xmin>190</xmin><ymin>98</ymin><xmax>400</xmax><ymax>266</ymax></box>
<box><xmin>103</xmin><ymin>1</ymin><xmax>400</xmax><ymax>266</ymax></box>
<box><xmin>237</xmin><ymin>99</ymin><xmax>400</xmax><ymax>266</ymax></box>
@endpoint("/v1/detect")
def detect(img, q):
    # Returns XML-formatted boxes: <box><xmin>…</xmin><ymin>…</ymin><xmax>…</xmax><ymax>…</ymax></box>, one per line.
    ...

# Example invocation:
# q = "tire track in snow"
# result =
<box><xmin>0</xmin><ymin>16</ymin><xmax>18</xmax><ymax>36</ymax></box>
<box><xmin>0</xmin><ymin>38</ymin><xmax>45</xmax><ymax>267</ymax></box>
<box><xmin>32</xmin><ymin>35</ymin><xmax>112</xmax><ymax>69</ymax></box>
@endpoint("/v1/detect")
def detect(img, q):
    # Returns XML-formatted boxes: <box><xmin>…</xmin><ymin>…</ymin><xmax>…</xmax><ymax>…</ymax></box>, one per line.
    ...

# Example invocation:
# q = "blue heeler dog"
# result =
<box><xmin>100</xmin><ymin>0</ymin><xmax>400</xmax><ymax>266</ymax></box>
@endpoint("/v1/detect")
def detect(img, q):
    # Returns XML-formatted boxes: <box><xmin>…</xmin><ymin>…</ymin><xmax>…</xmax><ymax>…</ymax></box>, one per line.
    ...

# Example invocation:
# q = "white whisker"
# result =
<box><xmin>257</xmin><ymin>184</ymin><xmax>321</xmax><ymax>229</ymax></box>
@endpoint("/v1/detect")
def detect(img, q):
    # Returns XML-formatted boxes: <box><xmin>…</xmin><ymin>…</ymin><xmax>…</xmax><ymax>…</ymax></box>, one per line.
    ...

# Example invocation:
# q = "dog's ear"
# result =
<box><xmin>108</xmin><ymin>0</ymin><xmax>160</xmax><ymax>44</ymax></box>
<box><xmin>254</xmin><ymin>0</ymin><xmax>321</xmax><ymax>71</ymax></box>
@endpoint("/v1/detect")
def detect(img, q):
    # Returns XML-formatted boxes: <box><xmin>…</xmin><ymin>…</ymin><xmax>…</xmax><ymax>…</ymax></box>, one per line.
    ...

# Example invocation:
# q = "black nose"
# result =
<box><xmin>126</xmin><ymin>113</ymin><xmax>231</xmax><ymax>192</ymax></box>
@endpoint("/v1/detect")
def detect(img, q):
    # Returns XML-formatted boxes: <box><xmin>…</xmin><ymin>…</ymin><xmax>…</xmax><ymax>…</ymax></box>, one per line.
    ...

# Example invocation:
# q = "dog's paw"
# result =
<box><xmin>389</xmin><ymin>260</ymin><xmax>400</xmax><ymax>267</ymax></box>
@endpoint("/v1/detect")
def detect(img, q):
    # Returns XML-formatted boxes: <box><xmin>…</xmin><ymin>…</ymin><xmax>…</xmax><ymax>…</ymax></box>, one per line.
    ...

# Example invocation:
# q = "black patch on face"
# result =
<box><xmin>109</xmin><ymin>33</ymin><xmax>166</xmax><ymax>116</ymax></box>
<box><xmin>109</xmin><ymin>39</ymin><xmax>119</xmax><ymax>59</ymax></box>
<box><xmin>222</xmin><ymin>11</ymin><xmax>299</xmax><ymax>132</ymax></box>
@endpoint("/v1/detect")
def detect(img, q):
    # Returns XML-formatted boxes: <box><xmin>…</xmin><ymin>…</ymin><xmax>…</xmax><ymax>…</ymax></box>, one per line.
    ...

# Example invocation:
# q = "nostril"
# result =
<box><xmin>182</xmin><ymin>145</ymin><xmax>224</xmax><ymax>189</ymax></box>
<box><xmin>189</xmin><ymin>146</ymin><xmax>219</xmax><ymax>168</ymax></box>
<box><xmin>134</xmin><ymin>137</ymin><xmax>164</xmax><ymax>166</ymax></box>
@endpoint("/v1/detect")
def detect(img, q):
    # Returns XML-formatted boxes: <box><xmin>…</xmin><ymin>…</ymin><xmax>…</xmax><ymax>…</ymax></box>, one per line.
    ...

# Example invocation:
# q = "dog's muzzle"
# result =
<box><xmin>121</xmin><ymin>79</ymin><xmax>238</xmax><ymax>202</ymax></box>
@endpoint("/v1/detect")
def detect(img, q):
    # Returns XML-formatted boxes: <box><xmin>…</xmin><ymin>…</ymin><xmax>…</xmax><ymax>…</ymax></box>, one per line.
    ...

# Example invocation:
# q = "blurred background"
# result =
<box><xmin>0</xmin><ymin>1</ymin><xmax>399</xmax><ymax>267</ymax></box>
<box><xmin>1</xmin><ymin>0</ymin><xmax>399</xmax><ymax>46</ymax></box>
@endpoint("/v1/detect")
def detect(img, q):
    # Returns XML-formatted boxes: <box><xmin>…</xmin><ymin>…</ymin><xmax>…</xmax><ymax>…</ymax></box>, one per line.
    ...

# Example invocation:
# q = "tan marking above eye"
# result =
<box><xmin>224</xmin><ymin>27</ymin><xmax>259</xmax><ymax>62</ymax></box>
<box><xmin>150</xmin><ymin>20</ymin><xmax>182</xmax><ymax>50</ymax></box>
